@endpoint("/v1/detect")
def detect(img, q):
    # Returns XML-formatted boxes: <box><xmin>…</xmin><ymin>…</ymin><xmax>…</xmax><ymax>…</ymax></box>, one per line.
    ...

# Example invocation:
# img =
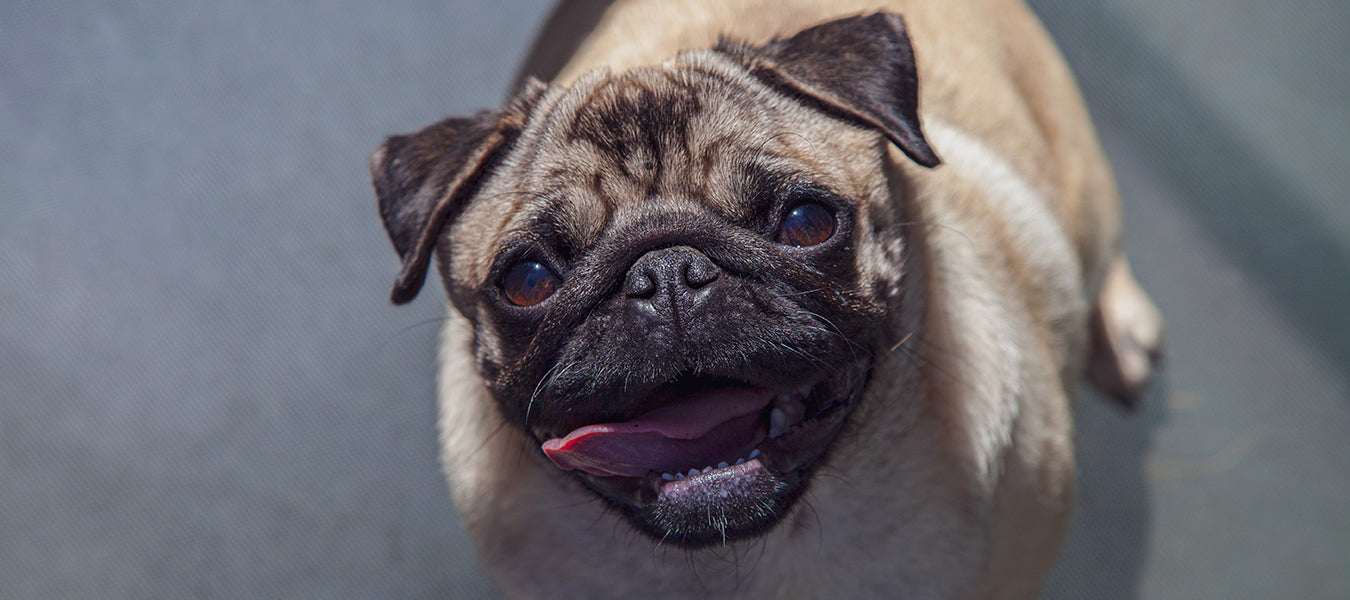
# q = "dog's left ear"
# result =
<box><xmin>370</xmin><ymin>81</ymin><xmax>545</xmax><ymax>305</ymax></box>
<box><xmin>718</xmin><ymin>12</ymin><xmax>940</xmax><ymax>167</ymax></box>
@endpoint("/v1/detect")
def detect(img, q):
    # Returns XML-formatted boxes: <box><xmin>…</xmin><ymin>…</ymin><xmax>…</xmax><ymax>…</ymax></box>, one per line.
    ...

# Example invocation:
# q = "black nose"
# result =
<box><xmin>623</xmin><ymin>246</ymin><xmax>721</xmax><ymax>319</ymax></box>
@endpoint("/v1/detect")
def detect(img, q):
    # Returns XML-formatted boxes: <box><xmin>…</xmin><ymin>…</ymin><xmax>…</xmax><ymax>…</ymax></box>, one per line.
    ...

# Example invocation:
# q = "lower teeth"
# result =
<box><xmin>660</xmin><ymin>449</ymin><xmax>763</xmax><ymax>482</ymax></box>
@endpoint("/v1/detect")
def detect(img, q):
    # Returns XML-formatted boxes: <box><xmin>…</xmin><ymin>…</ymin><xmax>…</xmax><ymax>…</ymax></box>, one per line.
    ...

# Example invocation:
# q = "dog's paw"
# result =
<box><xmin>1089</xmin><ymin>257</ymin><xmax>1165</xmax><ymax>408</ymax></box>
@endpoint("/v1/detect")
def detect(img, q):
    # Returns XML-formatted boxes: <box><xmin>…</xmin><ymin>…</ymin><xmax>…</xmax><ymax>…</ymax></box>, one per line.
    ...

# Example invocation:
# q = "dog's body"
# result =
<box><xmin>371</xmin><ymin>0</ymin><xmax>1163</xmax><ymax>597</ymax></box>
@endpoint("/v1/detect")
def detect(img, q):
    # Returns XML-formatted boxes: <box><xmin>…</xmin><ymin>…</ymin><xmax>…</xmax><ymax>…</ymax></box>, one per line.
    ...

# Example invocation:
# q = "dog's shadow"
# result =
<box><xmin>1031</xmin><ymin>0</ymin><xmax>1350</xmax><ymax>594</ymax></box>
<box><xmin>1042</xmin><ymin>379</ymin><xmax>1168</xmax><ymax>600</ymax></box>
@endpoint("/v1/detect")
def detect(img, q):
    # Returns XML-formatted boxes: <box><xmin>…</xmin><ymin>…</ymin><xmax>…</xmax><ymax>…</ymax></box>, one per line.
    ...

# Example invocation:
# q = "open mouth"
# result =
<box><xmin>534</xmin><ymin>367</ymin><xmax>868</xmax><ymax>546</ymax></box>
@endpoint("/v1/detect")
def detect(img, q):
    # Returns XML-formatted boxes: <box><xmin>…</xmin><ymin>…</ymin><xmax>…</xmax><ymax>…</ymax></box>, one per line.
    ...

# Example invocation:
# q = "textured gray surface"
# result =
<box><xmin>2</xmin><ymin>1</ymin><xmax>1347</xmax><ymax>598</ymax></box>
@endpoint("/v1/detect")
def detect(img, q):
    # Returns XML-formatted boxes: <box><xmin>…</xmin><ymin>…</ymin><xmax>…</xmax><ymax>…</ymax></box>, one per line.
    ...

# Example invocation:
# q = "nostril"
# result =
<box><xmin>624</xmin><ymin>269</ymin><xmax>657</xmax><ymax>299</ymax></box>
<box><xmin>683</xmin><ymin>259</ymin><xmax>720</xmax><ymax>289</ymax></box>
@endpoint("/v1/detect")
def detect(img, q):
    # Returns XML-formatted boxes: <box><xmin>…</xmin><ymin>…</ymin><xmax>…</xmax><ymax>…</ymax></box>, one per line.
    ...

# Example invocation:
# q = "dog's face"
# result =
<box><xmin>372</xmin><ymin>14</ymin><xmax>939</xmax><ymax>548</ymax></box>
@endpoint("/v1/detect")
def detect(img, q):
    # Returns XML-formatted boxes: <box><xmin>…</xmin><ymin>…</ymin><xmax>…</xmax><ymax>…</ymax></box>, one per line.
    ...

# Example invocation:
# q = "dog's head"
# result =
<box><xmin>371</xmin><ymin>13</ymin><xmax>938</xmax><ymax>547</ymax></box>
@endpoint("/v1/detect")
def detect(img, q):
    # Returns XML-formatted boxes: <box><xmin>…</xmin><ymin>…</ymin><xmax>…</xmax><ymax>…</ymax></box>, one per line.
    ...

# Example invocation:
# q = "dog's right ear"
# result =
<box><xmin>370</xmin><ymin>81</ymin><xmax>545</xmax><ymax>305</ymax></box>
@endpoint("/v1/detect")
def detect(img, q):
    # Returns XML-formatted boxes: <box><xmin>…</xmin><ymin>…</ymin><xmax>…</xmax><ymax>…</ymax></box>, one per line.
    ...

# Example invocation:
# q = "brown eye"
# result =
<box><xmin>502</xmin><ymin>261</ymin><xmax>558</xmax><ymax>306</ymax></box>
<box><xmin>776</xmin><ymin>203</ymin><xmax>836</xmax><ymax>247</ymax></box>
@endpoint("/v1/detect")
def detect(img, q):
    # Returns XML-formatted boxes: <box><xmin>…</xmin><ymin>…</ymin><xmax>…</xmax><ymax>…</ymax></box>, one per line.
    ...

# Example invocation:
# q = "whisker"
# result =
<box><xmin>753</xmin><ymin>130</ymin><xmax>817</xmax><ymax>157</ymax></box>
<box><xmin>797</xmin><ymin>493</ymin><xmax>825</xmax><ymax>552</ymax></box>
<box><xmin>371</xmin><ymin>315</ymin><xmax>452</xmax><ymax>356</ymax></box>
<box><xmin>889</xmin><ymin>332</ymin><xmax>979</xmax><ymax>393</ymax></box>
<box><xmin>888</xmin><ymin>331</ymin><xmax>915</xmax><ymax>354</ymax></box>
<box><xmin>524</xmin><ymin>359</ymin><xmax>576</xmax><ymax>428</ymax></box>
<box><xmin>802</xmin><ymin>310</ymin><xmax>871</xmax><ymax>360</ymax></box>
<box><xmin>778</xmin><ymin>287</ymin><xmax>829</xmax><ymax>297</ymax></box>
<box><xmin>892</xmin><ymin>220</ymin><xmax>977</xmax><ymax>251</ymax></box>
<box><xmin>462</xmin><ymin>418</ymin><xmax>513</xmax><ymax>463</ymax></box>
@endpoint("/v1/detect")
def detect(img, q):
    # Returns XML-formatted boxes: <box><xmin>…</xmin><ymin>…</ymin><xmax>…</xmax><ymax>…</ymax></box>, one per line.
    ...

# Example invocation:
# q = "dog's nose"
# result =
<box><xmin>623</xmin><ymin>246</ymin><xmax>721</xmax><ymax>309</ymax></box>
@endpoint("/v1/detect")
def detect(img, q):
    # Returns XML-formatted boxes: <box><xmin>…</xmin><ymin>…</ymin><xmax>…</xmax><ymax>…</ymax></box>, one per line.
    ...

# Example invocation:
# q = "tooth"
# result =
<box><xmin>717</xmin><ymin>461</ymin><xmax>729</xmax><ymax>469</ymax></box>
<box><xmin>661</xmin><ymin>473</ymin><xmax>675</xmax><ymax>481</ymax></box>
<box><xmin>735</xmin><ymin>458</ymin><xmax>745</xmax><ymax>465</ymax></box>
<box><xmin>676</xmin><ymin>473</ymin><xmax>685</xmax><ymax>479</ymax></box>
<box><xmin>781</xmin><ymin>398</ymin><xmax>806</xmax><ymax>426</ymax></box>
<box><xmin>702</xmin><ymin>466</ymin><xmax>712</xmax><ymax>474</ymax></box>
<box><xmin>770</xmin><ymin>407</ymin><xmax>787</xmax><ymax>432</ymax></box>
<box><xmin>749</xmin><ymin>449</ymin><xmax>761</xmax><ymax>459</ymax></box>
<box><xmin>688</xmin><ymin>468</ymin><xmax>700</xmax><ymax>477</ymax></box>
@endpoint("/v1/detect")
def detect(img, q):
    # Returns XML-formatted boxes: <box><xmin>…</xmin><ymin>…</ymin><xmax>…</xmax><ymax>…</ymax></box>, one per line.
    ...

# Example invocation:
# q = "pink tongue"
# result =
<box><xmin>541</xmin><ymin>387</ymin><xmax>772</xmax><ymax>477</ymax></box>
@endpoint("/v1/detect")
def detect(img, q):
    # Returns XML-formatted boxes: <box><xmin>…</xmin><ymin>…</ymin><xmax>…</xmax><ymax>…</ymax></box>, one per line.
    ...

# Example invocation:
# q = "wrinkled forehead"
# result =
<box><xmin>476</xmin><ymin>53</ymin><xmax>879</xmax><ymax>259</ymax></box>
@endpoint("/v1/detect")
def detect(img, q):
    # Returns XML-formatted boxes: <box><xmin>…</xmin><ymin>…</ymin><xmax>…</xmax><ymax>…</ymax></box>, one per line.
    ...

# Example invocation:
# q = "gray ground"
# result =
<box><xmin>2</xmin><ymin>1</ymin><xmax>1346</xmax><ymax>598</ymax></box>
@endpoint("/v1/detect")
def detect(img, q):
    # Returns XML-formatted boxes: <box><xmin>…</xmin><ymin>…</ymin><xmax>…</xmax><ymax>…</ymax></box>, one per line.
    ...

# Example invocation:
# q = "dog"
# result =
<box><xmin>369</xmin><ymin>0</ymin><xmax>1164</xmax><ymax>597</ymax></box>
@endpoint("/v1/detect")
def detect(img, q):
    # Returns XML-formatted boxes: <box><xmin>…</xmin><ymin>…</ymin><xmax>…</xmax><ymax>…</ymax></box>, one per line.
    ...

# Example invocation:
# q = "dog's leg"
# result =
<box><xmin>1089</xmin><ymin>256</ymin><xmax>1165</xmax><ymax>407</ymax></box>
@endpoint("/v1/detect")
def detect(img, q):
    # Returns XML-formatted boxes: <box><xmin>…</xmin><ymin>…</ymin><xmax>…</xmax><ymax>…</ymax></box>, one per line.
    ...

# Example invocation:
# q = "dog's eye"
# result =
<box><xmin>501</xmin><ymin>261</ymin><xmax>558</xmax><ymax>307</ymax></box>
<box><xmin>776</xmin><ymin>203</ymin><xmax>836</xmax><ymax>247</ymax></box>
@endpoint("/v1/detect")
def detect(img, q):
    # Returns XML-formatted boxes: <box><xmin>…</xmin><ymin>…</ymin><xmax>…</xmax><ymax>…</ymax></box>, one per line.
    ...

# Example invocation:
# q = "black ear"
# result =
<box><xmin>717</xmin><ymin>12</ymin><xmax>940</xmax><ymax>168</ymax></box>
<box><xmin>370</xmin><ymin>81</ymin><xmax>544</xmax><ymax>305</ymax></box>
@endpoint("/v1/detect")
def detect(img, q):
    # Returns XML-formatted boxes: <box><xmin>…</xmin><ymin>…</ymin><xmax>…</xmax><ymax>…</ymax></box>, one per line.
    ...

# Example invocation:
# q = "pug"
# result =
<box><xmin>369</xmin><ymin>0</ymin><xmax>1164</xmax><ymax>597</ymax></box>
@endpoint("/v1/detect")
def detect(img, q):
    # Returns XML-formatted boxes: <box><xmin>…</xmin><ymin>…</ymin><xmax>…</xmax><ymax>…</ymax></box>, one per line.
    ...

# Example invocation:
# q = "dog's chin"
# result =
<box><xmin>536</xmin><ymin>363</ymin><xmax>870</xmax><ymax>548</ymax></box>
